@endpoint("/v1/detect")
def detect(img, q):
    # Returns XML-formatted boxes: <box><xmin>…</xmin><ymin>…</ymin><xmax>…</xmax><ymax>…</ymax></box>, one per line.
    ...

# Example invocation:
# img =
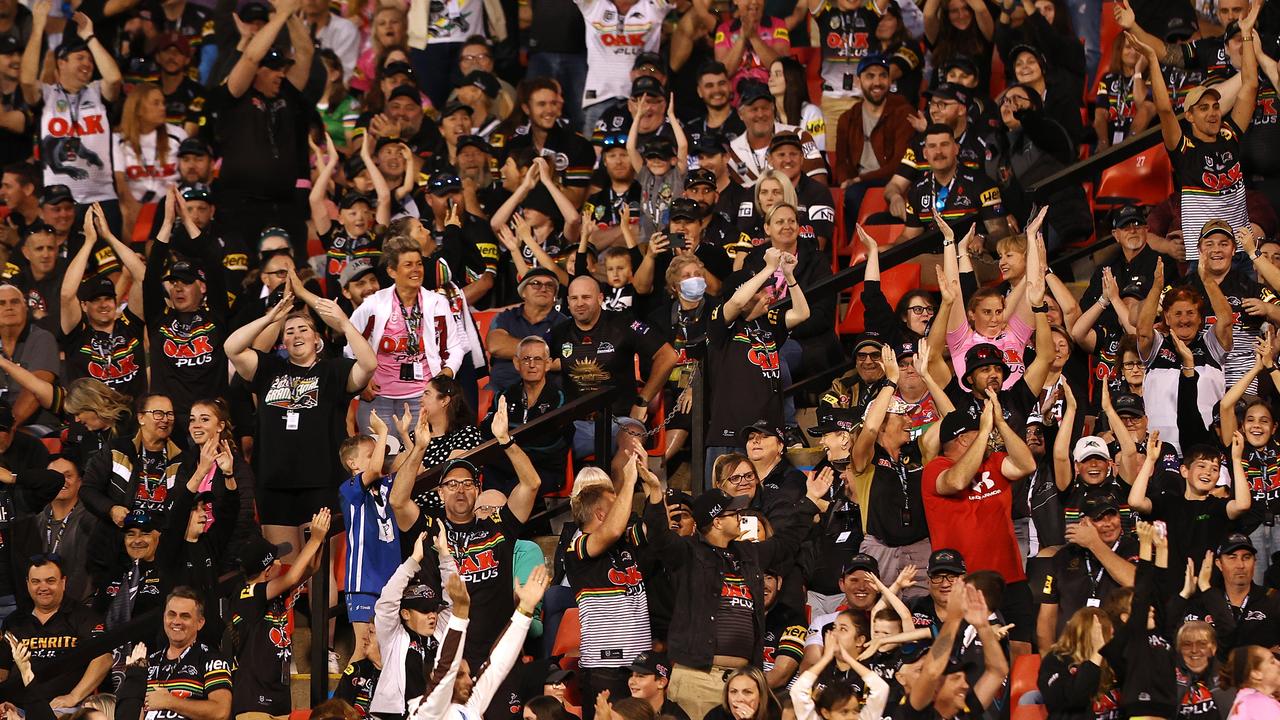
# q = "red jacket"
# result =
<box><xmin>833</xmin><ymin>93</ymin><xmax>915</xmax><ymax>186</ymax></box>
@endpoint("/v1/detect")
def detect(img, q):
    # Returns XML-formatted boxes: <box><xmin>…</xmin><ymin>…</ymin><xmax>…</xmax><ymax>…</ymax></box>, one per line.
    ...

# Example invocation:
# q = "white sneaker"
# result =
<box><xmin>327</xmin><ymin>649</ymin><xmax>341</xmax><ymax>675</ymax></box>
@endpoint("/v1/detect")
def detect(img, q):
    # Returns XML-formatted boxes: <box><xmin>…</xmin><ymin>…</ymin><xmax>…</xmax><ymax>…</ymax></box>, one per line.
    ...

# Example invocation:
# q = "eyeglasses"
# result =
<box><xmin>907</xmin><ymin>305</ymin><xmax>935</xmax><ymax>316</ymax></box>
<box><xmin>1000</xmin><ymin>94</ymin><xmax>1029</xmax><ymax>106</ymax></box>
<box><xmin>519</xmin><ymin>355</ymin><xmax>548</xmax><ymax>365</ymax></box>
<box><xmin>440</xmin><ymin>478</ymin><xmax>478</xmax><ymax>491</ymax></box>
<box><xmin>1121</xmin><ymin>361</ymin><xmax>1144</xmax><ymax>370</ymax></box>
<box><xmin>460</xmin><ymin>53</ymin><xmax>491</xmax><ymax>62</ymax></box>
<box><xmin>525</xmin><ymin>280</ymin><xmax>557</xmax><ymax>291</ymax></box>
<box><xmin>928</xmin><ymin>99</ymin><xmax>958</xmax><ymax>108</ymax></box>
<box><xmin>855</xmin><ymin>351</ymin><xmax>880</xmax><ymax>361</ymax></box>
<box><xmin>474</xmin><ymin>503</ymin><xmax>501</xmax><ymax>516</ymax></box>
<box><xmin>262</xmin><ymin>269</ymin><xmax>290</xmax><ymax>279</ymax></box>
<box><xmin>724</xmin><ymin>472</ymin><xmax>756</xmax><ymax>487</ymax></box>
<box><xmin>145</xmin><ymin>410</ymin><xmax>176</xmax><ymax>420</ymax></box>
<box><xmin>929</xmin><ymin>573</ymin><xmax>959</xmax><ymax>586</ymax></box>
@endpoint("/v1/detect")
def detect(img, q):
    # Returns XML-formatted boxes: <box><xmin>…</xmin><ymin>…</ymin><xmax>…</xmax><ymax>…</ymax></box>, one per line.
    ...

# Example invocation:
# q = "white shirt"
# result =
<box><xmin>315</xmin><ymin>14</ymin><xmax>362</xmax><ymax>80</ymax></box>
<box><xmin>577</xmin><ymin>0</ymin><xmax>672</xmax><ymax>108</ymax></box>
<box><xmin>39</xmin><ymin>81</ymin><xmax>116</xmax><ymax>203</ymax></box>
<box><xmin>112</xmin><ymin>125</ymin><xmax>187</xmax><ymax>203</ymax></box>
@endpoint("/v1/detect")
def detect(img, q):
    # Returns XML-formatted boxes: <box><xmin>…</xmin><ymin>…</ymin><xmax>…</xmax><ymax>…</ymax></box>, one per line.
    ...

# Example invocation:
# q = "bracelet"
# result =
<box><xmin>883</xmin><ymin>381</ymin><xmax>898</xmax><ymax>392</ymax></box>
<box><xmin>83</xmin><ymin>34</ymin><xmax>95</xmax><ymax>43</ymax></box>
<box><xmin>497</xmin><ymin>437</ymin><xmax>514</xmax><ymax>449</ymax></box>
<box><xmin>787</xmin><ymin>281</ymin><xmax>798</xmax><ymax>287</ymax></box>
<box><xmin>516</xmin><ymin>606</ymin><xmax>535</xmax><ymax>618</ymax></box>
<box><xmin>1031</xmin><ymin>303</ymin><xmax>1049</xmax><ymax>314</ymax></box>
<box><xmin>1097</xmin><ymin>297</ymin><xmax>1111</xmax><ymax>309</ymax></box>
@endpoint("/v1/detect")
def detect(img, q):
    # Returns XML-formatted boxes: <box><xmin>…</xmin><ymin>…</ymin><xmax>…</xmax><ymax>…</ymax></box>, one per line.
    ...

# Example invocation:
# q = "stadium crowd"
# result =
<box><xmin>4</xmin><ymin>0</ymin><xmax>1280</xmax><ymax>716</ymax></box>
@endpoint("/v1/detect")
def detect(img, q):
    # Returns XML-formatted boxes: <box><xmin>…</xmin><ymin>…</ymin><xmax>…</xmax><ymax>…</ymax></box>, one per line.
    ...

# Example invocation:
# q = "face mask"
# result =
<box><xmin>678</xmin><ymin>276</ymin><xmax>707</xmax><ymax>301</ymax></box>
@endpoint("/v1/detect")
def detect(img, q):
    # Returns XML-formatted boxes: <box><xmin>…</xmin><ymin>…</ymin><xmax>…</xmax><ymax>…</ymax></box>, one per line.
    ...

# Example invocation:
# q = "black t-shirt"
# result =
<box><xmin>401</xmin><ymin>627</ymin><xmax>435</xmax><ymax>709</ymax></box>
<box><xmin>497</xmin><ymin>121</ymin><xmax>596</xmax><ymax>189</ymax></box>
<box><xmin>209</xmin><ymin>82</ymin><xmax>309</xmax><ymax>201</ymax></box>
<box><xmin>322</xmin><ymin>227</ymin><xmax>381</xmax><ymax>299</ymax></box>
<box><xmin>229</xmin><ymin>582</ymin><xmax>293</xmax><ymax>714</ymax></box>
<box><xmin>585</xmin><ymin>184</ymin><xmax>641</xmax><ymax>230</ymax></box>
<box><xmin>712</xmin><ymin>546</ymin><xmax>756</xmax><ymax>661</ymax></box>
<box><xmin>251</xmin><ymin>351</ymin><xmax>357</xmax><ymax>490</ymax></box>
<box><xmin>896</xmin><ymin>689</ymin><xmax>987</xmax><ymax>719</ymax></box>
<box><xmin>896</xmin><ymin>130</ymin><xmax>989</xmax><ymax>185</ymax></box>
<box><xmin>904</xmin><ymin>168</ymin><xmax>1006</xmax><ymax>232</ymax></box>
<box><xmin>804</xmin><ymin>479</ymin><xmax>863</xmax><ymax>596</ymax></box>
<box><xmin>548</xmin><ymin>313</ymin><xmax>665</xmax><ymax>415</ymax></box>
<box><xmin>148</xmin><ymin>305</ymin><xmax>227</xmax><ymax>414</ymax></box>
<box><xmin>762</xmin><ymin>603</ymin><xmax>807</xmax><ymax>678</ymax></box>
<box><xmin>145</xmin><ymin>642</ymin><xmax>233</xmax><ymax>720</ymax></box>
<box><xmin>60</xmin><ymin>310</ymin><xmax>147</xmax><ymax>399</ymax></box>
<box><xmin>683</xmin><ymin>113</ymin><xmax>747</xmax><ymax>149</ymax></box>
<box><xmin>526</xmin><ymin>0</ymin><xmax>586</xmax><ymax>54</ymax></box>
<box><xmin>909</xmin><ymin>594</ymin><xmax>941</xmax><ymax>632</ymax></box>
<box><xmin>1039</xmin><ymin>538</ymin><xmax>1139</xmax><ymax>632</ymax></box>
<box><xmin>863</xmin><ymin>443</ymin><xmax>928</xmax><ymax>546</ymax></box>
<box><xmin>425</xmin><ymin>219</ymin><xmax>493</xmax><ymax>291</ymax></box>
<box><xmin>0</xmin><ymin>603</ymin><xmax>106</xmax><ymax>703</ymax></box>
<box><xmin>334</xmin><ymin>657</ymin><xmax>380</xmax><ymax>716</ymax></box>
<box><xmin>164</xmin><ymin>76</ymin><xmax>209</xmax><ymax>132</ymax></box>
<box><xmin>1149</xmin><ymin>492</ymin><xmax>1233</xmax><ymax>570</ymax></box>
<box><xmin>445</xmin><ymin>505</ymin><xmax>524</xmax><ymax>664</ymax></box>
<box><xmin>706</xmin><ymin>305</ymin><xmax>789</xmax><ymax>445</ymax></box>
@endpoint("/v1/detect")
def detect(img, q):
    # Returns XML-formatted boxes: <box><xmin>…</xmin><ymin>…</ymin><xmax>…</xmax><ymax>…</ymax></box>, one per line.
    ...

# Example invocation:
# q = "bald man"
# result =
<box><xmin>549</xmin><ymin>276</ymin><xmax>678</xmax><ymax>458</ymax></box>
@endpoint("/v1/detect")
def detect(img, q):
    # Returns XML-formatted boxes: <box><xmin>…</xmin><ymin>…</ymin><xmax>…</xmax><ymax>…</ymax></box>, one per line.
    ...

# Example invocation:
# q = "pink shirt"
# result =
<box><xmin>946</xmin><ymin>312</ymin><xmax>1033</xmax><ymax>391</ymax></box>
<box><xmin>1229</xmin><ymin>688</ymin><xmax>1280</xmax><ymax>719</ymax></box>
<box><xmin>714</xmin><ymin>16</ymin><xmax>791</xmax><ymax>88</ymax></box>
<box><xmin>372</xmin><ymin>296</ymin><xmax>430</xmax><ymax>398</ymax></box>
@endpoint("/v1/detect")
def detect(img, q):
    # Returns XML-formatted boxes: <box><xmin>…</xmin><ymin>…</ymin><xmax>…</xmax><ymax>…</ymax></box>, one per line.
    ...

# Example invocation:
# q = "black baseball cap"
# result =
<box><xmin>685</xmin><ymin>168</ymin><xmax>717</xmax><ymax>190</ymax></box>
<box><xmin>545</xmin><ymin>664</ymin><xmax>575</xmax><ymax>685</ymax></box>
<box><xmin>737</xmin><ymin>79</ymin><xmax>772</xmax><ymax>106</ymax></box>
<box><xmin>427</xmin><ymin>174</ymin><xmax>462</xmax><ymax>196</ymax></box>
<box><xmin>177</xmin><ymin>137</ymin><xmax>212</xmax><ymax>157</ymax></box>
<box><xmin>937</xmin><ymin>410</ymin><xmax>981</xmax><ymax>445</ymax></box>
<box><xmin>163</xmin><ymin>259</ymin><xmax>205</xmax><ymax>283</ymax></box>
<box><xmin>339</xmin><ymin>191</ymin><xmax>374</xmax><ymax>210</ymax></box>
<box><xmin>668</xmin><ymin>198</ymin><xmax>706</xmax><ymax>222</ymax></box>
<box><xmin>0</xmin><ymin>36</ymin><xmax>21</xmax><ymax>55</ymax></box>
<box><xmin>77</xmin><ymin>276</ymin><xmax>116</xmax><ymax>302</ymax></box>
<box><xmin>1112</xmin><ymin>393</ymin><xmax>1145</xmax><ymax>418</ymax></box>
<box><xmin>387</xmin><ymin>84</ymin><xmax>422</xmax><ymax>105</ymax></box>
<box><xmin>1080</xmin><ymin>493</ymin><xmax>1120</xmax><ymax>520</ymax></box>
<box><xmin>440</xmin><ymin>100</ymin><xmax>473</xmax><ymax>119</ymax></box>
<box><xmin>1218</xmin><ymin>532</ymin><xmax>1257</xmax><ymax>556</ymax></box>
<box><xmin>39</xmin><ymin>184</ymin><xmax>73</xmax><ymax>206</ymax></box>
<box><xmin>238</xmin><ymin>1</ymin><xmax>270</xmax><ymax>22</ymax></box>
<box><xmin>1120</xmin><ymin>278</ymin><xmax>1148</xmax><ymax>301</ymax></box>
<box><xmin>928</xmin><ymin>548</ymin><xmax>966</xmax><ymax>576</ymax></box>
<box><xmin>807</xmin><ymin>407</ymin><xmax>859</xmax><ymax>437</ymax></box>
<box><xmin>641</xmin><ymin>137</ymin><xmax>675</xmax><ymax>159</ymax></box>
<box><xmin>631</xmin><ymin>75</ymin><xmax>665</xmax><ymax>98</ymax></box>
<box><xmin>54</xmin><ymin>38</ymin><xmax>89</xmax><ymax>60</ymax></box>
<box><xmin>456</xmin><ymin>134</ymin><xmax>493</xmax><ymax>155</ymax></box>
<box><xmin>841</xmin><ymin>553</ymin><xmax>879</xmax><ymax>577</ymax></box>
<box><xmin>180</xmin><ymin>183</ymin><xmax>212</xmax><ymax>202</ymax></box>
<box><xmin>964</xmin><ymin>343</ymin><xmax>1009</xmax><ymax>380</ymax></box>
<box><xmin>1164</xmin><ymin>15</ymin><xmax>1195</xmax><ymax>42</ymax></box>
<box><xmin>857</xmin><ymin>55</ymin><xmax>890</xmax><ymax>75</ymax></box>
<box><xmin>1007</xmin><ymin>43</ymin><xmax>1047</xmax><ymax>68</ymax></box>
<box><xmin>665</xmin><ymin>489</ymin><xmax>694</xmax><ymax>510</ymax></box>
<box><xmin>628</xmin><ymin>651</ymin><xmax>671</xmax><ymax>679</ymax></box>
<box><xmin>854</xmin><ymin>331</ymin><xmax>884</xmax><ymax>354</ymax></box>
<box><xmin>401</xmin><ymin>583</ymin><xmax>444</xmax><ymax>612</ymax></box>
<box><xmin>440</xmin><ymin>457</ymin><xmax>480</xmax><ymax>481</ymax></box>
<box><xmin>633</xmin><ymin>52</ymin><xmax>666</xmax><ymax>75</ymax></box>
<box><xmin>943</xmin><ymin>55</ymin><xmax>978</xmax><ymax>77</ymax></box>
<box><xmin>923</xmin><ymin>82</ymin><xmax>971</xmax><ymax>106</ymax></box>
<box><xmin>241</xmin><ymin>534</ymin><xmax>293</xmax><ymax>576</ymax></box>
<box><xmin>461</xmin><ymin>70</ymin><xmax>500</xmax><ymax>98</ymax></box>
<box><xmin>768</xmin><ymin>132</ymin><xmax>804</xmax><ymax>154</ymax></box>
<box><xmin>122</xmin><ymin>509</ymin><xmax>158</xmax><ymax>532</ymax></box>
<box><xmin>1111</xmin><ymin>204</ymin><xmax>1145</xmax><ymax>229</ymax></box>
<box><xmin>692</xmin><ymin>132</ymin><xmax>728</xmax><ymax>155</ymax></box>
<box><xmin>22</xmin><ymin>221</ymin><xmax>56</xmax><ymax>239</ymax></box>
<box><xmin>692</xmin><ymin>488</ymin><xmax>748</xmax><ymax>528</ymax></box>
<box><xmin>344</xmin><ymin>154</ymin><xmax>367</xmax><ymax>179</ymax></box>
<box><xmin>739</xmin><ymin>420</ymin><xmax>782</xmax><ymax>443</ymax></box>
<box><xmin>382</xmin><ymin>61</ymin><xmax>416</xmax><ymax>80</ymax></box>
<box><xmin>260</xmin><ymin>47</ymin><xmax>293</xmax><ymax>70</ymax></box>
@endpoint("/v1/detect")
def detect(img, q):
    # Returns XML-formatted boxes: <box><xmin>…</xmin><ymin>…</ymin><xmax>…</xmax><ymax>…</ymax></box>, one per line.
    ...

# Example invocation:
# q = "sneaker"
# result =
<box><xmin>327</xmin><ymin>649</ymin><xmax>341</xmax><ymax>675</ymax></box>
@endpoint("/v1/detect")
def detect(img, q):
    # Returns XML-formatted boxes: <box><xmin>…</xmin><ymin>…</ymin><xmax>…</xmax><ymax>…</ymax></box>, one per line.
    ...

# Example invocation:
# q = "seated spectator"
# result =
<box><xmin>767</xmin><ymin>58</ymin><xmax>824</xmax><ymax>152</ymax></box>
<box><xmin>483</xmin><ymin>336</ymin><xmax>568</xmax><ymax>495</ymax></box>
<box><xmin>1037</xmin><ymin>608</ymin><xmax>1120</xmax><ymax>716</ymax></box>
<box><xmin>728</xmin><ymin>80</ymin><xmax>827</xmax><ymax>187</ymax></box>
<box><xmin>833</xmin><ymin>56</ymin><xmax>915</xmax><ymax>234</ymax></box>
<box><xmin>7</xmin><ymin>456</ymin><xmax>98</xmax><ymax>610</ymax></box>
<box><xmin>486</xmin><ymin>268</ymin><xmax>566</xmax><ymax>392</ymax></box>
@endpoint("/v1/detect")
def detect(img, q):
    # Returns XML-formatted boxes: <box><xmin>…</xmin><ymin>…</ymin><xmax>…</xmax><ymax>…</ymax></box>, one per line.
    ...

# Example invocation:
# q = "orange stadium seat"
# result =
<box><xmin>836</xmin><ymin>262</ymin><xmax>921</xmax><ymax>336</ymax></box>
<box><xmin>1010</xmin><ymin>653</ymin><xmax>1042</xmax><ymax>709</ymax></box>
<box><xmin>1095</xmin><ymin>144</ymin><xmax>1173</xmax><ymax>208</ymax></box>
<box><xmin>552</xmin><ymin>607</ymin><xmax>581</xmax><ymax>657</ymax></box>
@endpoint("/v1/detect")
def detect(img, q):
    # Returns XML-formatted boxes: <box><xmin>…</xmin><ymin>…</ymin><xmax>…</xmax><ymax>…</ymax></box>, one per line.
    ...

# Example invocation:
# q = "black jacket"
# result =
<box><xmin>81</xmin><ymin>433</ymin><xmax>187</xmax><ymax>524</ymax></box>
<box><xmin>643</xmin><ymin>495</ymin><xmax>818</xmax><ymax>669</ymax></box>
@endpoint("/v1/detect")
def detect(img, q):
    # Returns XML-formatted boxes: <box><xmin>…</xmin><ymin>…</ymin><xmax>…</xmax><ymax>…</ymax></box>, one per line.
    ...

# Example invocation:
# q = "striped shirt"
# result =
<box><xmin>339</xmin><ymin>472</ymin><xmax>401</xmax><ymax>595</ymax></box>
<box><xmin>1171</xmin><ymin>117</ymin><xmax>1250</xmax><ymax>261</ymax></box>
<box><xmin>564</xmin><ymin>525</ymin><xmax>651</xmax><ymax>668</ymax></box>
<box><xmin>145</xmin><ymin>643</ymin><xmax>232</xmax><ymax>720</ymax></box>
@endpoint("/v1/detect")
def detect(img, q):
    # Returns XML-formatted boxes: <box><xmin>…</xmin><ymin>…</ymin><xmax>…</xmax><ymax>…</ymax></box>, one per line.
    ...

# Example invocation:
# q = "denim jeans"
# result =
<box><xmin>1067</xmin><ymin>0</ymin><xmax>1102</xmax><ymax>89</ymax></box>
<box><xmin>1250</xmin><ymin>523</ymin><xmax>1280</xmax><ymax>584</ymax></box>
<box><xmin>781</xmin><ymin>338</ymin><xmax>800</xmax><ymax>427</ymax></box>
<box><xmin>527</xmin><ymin>52</ymin><xmax>588</xmax><ymax>130</ymax></box>
<box><xmin>410</xmin><ymin>43</ymin><xmax>463</xmax><ymax>109</ymax></box>
<box><xmin>358</xmin><ymin>394</ymin><xmax>422</xmax><ymax>450</ymax></box>
<box><xmin>581</xmin><ymin>100</ymin><xmax>615</xmax><ymax>138</ymax></box>
<box><xmin>572</xmin><ymin>418</ymin><xmax>621</xmax><ymax>460</ymax></box>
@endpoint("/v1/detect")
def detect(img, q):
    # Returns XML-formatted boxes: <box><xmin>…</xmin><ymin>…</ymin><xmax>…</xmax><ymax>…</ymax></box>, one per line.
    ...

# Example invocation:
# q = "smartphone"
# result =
<box><xmin>668</xmin><ymin>232</ymin><xmax>687</xmax><ymax>251</ymax></box>
<box><xmin>1154</xmin><ymin>520</ymin><xmax>1167</xmax><ymax>541</ymax></box>
<box><xmin>740</xmin><ymin>515</ymin><xmax>760</xmax><ymax>542</ymax></box>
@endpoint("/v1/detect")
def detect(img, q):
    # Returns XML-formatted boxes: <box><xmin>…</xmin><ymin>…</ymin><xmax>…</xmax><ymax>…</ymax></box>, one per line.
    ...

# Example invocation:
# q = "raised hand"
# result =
<box><xmin>1197</xmin><ymin>549</ymin><xmax>1214</xmax><ymax>592</ymax></box>
<box><xmin>763</xmin><ymin>246</ymin><xmax>783</xmax><ymax>270</ymax></box>
<box><xmin>806</xmin><ymin>465</ymin><xmax>835</xmax><ymax>500</ymax></box>
<box><xmin>882</xmin><ymin>343</ymin><xmax>900</xmax><ymax>384</ymax></box>
<box><xmin>1113</xmin><ymin>0</ymin><xmax>1135</xmax><ymax>29</ymax></box>
<box><xmin>492</xmin><ymin>396</ymin><xmax>511</xmax><ymax>444</ymax></box>
<box><xmin>446</xmin><ymin>573</ymin><xmax>470</xmax><ymax>618</ymax></box>
<box><xmin>855</xmin><ymin>224</ymin><xmax>878</xmax><ymax>252</ymax></box>
<box><xmin>410</xmin><ymin>530</ymin><xmax>428</xmax><ymax>563</ymax></box>
<box><xmin>1232</xmin><ymin>430</ymin><xmax>1245</xmax><ymax>460</ymax></box>
<box><xmin>392</xmin><ymin>402</ymin><xmax>413</xmax><ymax>442</ymax></box>
<box><xmin>215</xmin><ymin>440</ymin><xmax>235</xmax><ymax>474</ymax></box>
<box><xmin>514</xmin><ymin>563</ymin><xmax>551</xmax><ymax>613</ymax></box>
<box><xmin>369</xmin><ymin>409</ymin><xmax>388</xmax><ymax>436</ymax></box>
<box><xmin>71</xmin><ymin>11</ymin><xmax>95</xmax><ymax>39</ymax></box>
<box><xmin>310</xmin><ymin>507</ymin><xmax>332</xmax><ymax>539</ymax></box>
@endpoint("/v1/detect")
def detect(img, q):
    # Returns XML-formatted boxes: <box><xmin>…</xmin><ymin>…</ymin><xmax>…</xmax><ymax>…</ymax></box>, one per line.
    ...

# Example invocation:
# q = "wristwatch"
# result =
<box><xmin>634</xmin><ymin>394</ymin><xmax>648</xmax><ymax>407</ymax></box>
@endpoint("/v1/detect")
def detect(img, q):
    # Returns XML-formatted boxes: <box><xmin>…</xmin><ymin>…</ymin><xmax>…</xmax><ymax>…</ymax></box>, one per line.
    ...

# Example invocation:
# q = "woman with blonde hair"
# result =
<box><xmin>112</xmin><ymin>82</ymin><xmax>186</xmax><ymax>235</ymax></box>
<box><xmin>733</xmin><ymin>171</ymin><xmax>798</xmax><ymax>264</ymax></box>
<box><xmin>703</xmin><ymin>667</ymin><xmax>782</xmax><ymax>720</ymax></box>
<box><xmin>1037</xmin><ymin>607</ymin><xmax>1120</xmax><ymax>718</ymax></box>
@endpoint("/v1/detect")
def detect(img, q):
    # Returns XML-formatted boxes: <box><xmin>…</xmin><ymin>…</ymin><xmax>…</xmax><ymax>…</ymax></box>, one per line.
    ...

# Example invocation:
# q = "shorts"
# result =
<box><xmin>258</xmin><ymin>486</ymin><xmax>336</xmax><ymax>527</ymax></box>
<box><xmin>346</xmin><ymin>592</ymin><xmax>377</xmax><ymax>622</ymax></box>
<box><xmin>1000</xmin><ymin>580</ymin><xmax>1035</xmax><ymax>644</ymax></box>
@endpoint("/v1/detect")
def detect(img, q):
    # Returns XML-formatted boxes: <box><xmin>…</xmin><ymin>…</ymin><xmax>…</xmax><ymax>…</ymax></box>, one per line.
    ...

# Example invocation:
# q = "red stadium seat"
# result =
<box><xmin>130</xmin><ymin>202</ymin><xmax>158</xmax><ymax>245</ymax></box>
<box><xmin>1010</xmin><ymin>653</ymin><xmax>1042</xmax><ymax>709</ymax></box>
<box><xmin>1095</xmin><ymin>144</ymin><xmax>1173</xmax><ymax>208</ymax></box>
<box><xmin>791</xmin><ymin>46</ymin><xmax>822</xmax><ymax>104</ymax></box>
<box><xmin>836</xmin><ymin>263</ymin><xmax>921</xmax><ymax>336</ymax></box>
<box><xmin>546</xmin><ymin>453</ymin><xmax>576</xmax><ymax>499</ymax></box>
<box><xmin>857</xmin><ymin>187</ymin><xmax>890</xmax><ymax>223</ymax></box>
<box><xmin>1011</xmin><ymin>706</ymin><xmax>1048</xmax><ymax>720</ymax></box>
<box><xmin>1098</xmin><ymin>1</ymin><xmax>1121</xmax><ymax>88</ymax></box>
<box><xmin>552</xmin><ymin>607</ymin><xmax>581</xmax><ymax>657</ymax></box>
<box><xmin>41</xmin><ymin>437</ymin><xmax>62</xmax><ymax>454</ymax></box>
<box><xmin>830</xmin><ymin>188</ymin><xmax>850</xmax><ymax>271</ymax></box>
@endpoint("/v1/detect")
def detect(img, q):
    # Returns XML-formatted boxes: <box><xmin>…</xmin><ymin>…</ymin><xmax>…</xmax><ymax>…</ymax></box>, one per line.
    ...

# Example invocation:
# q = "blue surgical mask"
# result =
<box><xmin>678</xmin><ymin>276</ymin><xmax>708</xmax><ymax>301</ymax></box>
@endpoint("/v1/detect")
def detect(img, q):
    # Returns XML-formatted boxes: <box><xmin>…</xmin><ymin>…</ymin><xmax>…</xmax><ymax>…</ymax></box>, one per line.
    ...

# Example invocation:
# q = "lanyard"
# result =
<box><xmin>44</xmin><ymin>506</ymin><xmax>69</xmax><ymax>554</ymax></box>
<box><xmin>57</xmin><ymin>85</ymin><xmax>83</xmax><ymax>131</ymax></box>
<box><xmin>1083</xmin><ymin>542</ymin><xmax>1118</xmax><ymax>598</ymax></box>
<box><xmin>930</xmin><ymin>174</ymin><xmax>957</xmax><ymax>217</ymax></box>
<box><xmin>396</xmin><ymin>292</ymin><xmax>423</xmax><ymax>357</ymax></box>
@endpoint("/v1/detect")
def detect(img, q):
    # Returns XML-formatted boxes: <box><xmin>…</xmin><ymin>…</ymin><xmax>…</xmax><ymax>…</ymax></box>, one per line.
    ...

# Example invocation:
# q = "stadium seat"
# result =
<box><xmin>990</xmin><ymin>51</ymin><xmax>1007</xmax><ymax>98</ymax></box>
<box><xmin>790</xmin><ymin>46</ymin><xmax>822</xmax><ymax>104</ymax></box>
<box><xmin>473</xmin><ymin>308</ymin><xmax>502</xmax><ymax>346</ymax></box>
<box><xmin>857</xmin><ymin>187</ymin><xmax>890</xmax><ymax>224</ymax></box>
<box><xmin>836</xmin><ymin>262</ymin><xmax>921</xmax><ymax>337</ymax></box>
<box><xmin>1098</xmin><ymin>1</ymin><xmax>1121</xmax><ymax>87</ymax></box>
<box><xmin>546</xmin><ymin>453</ymin><xmax>576</xmax><ymax>499</ymax></box>
<box><xmin>1011</xmin><ymin>706</ymin><xmax>1048</xmax><ymax>720</ymax></box>
<box><xmin>1095</xmin><ymin>144</ymin><xmax>1173</xmax><ymax>208</ymax></box>
<box><xmin>552</xmin><ymin>607</ymin><xmax>581</xmax><ymax>657</ymax></box>
<box><xmin>41</xmin><ymin>437</ymin><xmax>61</xmax><ymax>454</ymax></box>
<box><xmin>130</xmin><ymin>203</ymin><xmax>158</xmax><ymax>245</ymax></box>
<box><xmin>1010</xmin><ymin>653</ymin><xmax>1042</xmax><ymax>709</ymax></box>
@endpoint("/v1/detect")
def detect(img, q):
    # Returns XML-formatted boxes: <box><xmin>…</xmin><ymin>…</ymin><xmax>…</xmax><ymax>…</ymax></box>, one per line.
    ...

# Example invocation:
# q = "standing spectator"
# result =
<box><xmin>80</xmin><ymin>393</ymin><xmax>186</xmax><ymax>533</ymax></box>
<box><xmin>898</xmin><ymin>124</ymin><xmax>1011</xmax><ymax>243</ymax></box>
<box><xmin>549</xmin><ymin>275</ymin><xmax>678</xmax><ymax>458</ymax></box>
<box><xmin>112</xmin><ymin>83</ymin><xmax>187</xmax><ymax>238</ymax></box>
<box><xmin>303</xmin><ymin>0</ymin><xmax>360</xmax><ymax>80</ymax></box>
<box><xmin>0</xmin><ymin>555</ymin><xmax>111</xmax><ymax>707</ymax></box>
<box><xmin>208</xmin><ymin>0</ymin><xmax>315</xmax><ymax>260</ymax></box>
<box><xmin>1132</xmin><ymin>9</ymin><xmax>1259</xmax><ymax>262</ymax></box>
<box><xmin>350</xmin><ymin>235</ymin><xmax>463</xmax><ymax>439</ymax></box>
<box><xmin>922</xmin><ymin>398</ymin><xmax>1037</xmax><ymax>653</ymax></box>
<box><xmin>0</xmin><ymin>283</ymin><xmax>61</xmax><ymax>432</ymax></box>
<box><xmin>902</xmin><ymin>580</ymin><xmax>1009</xmax><ymax>717</ymax></box>
<box><xmin>0</xmin><ymin>39</ymin><xmax>32</xmax><ymax>171</ymax></box>
<box><xmin>705</xmin><ymin>249</ymin><xmax>809</xmax><ymax>460</ymax></box>
<box><xmin>406</xmin><ymin>0</ymin><xmax>485</xmax><ymax>109</ymax></box>
<box><xmin>1093</xmin><ymin>33</ymin><xmax>1155</xmax><ymax>150</ymax></box>
<box><xmin>922</xmin><ymin>0</ymin><xmax>996</xmax><ymax>94</ymax></box>
<box><xmin>833</xmin><ymin>57</ymin><xmax>915</xmax><ymax>234</ymax></box>
<box><xmin>20</xmin><ymin>2</ymin><xmax>121</xmax><ymax>225</ymax></box>
<box><xmin>715</xmin><ymin>0</ymin><xmax>791</xmax><ymax>90</ymax></box>
<box><xmin>575</xmin><ymin>0</ymin><xmax>673</xmax><ymax>135</ymax></box>
<box><xmin>525</xmin><ymin>0</ymin><xmax>587</xmax><ymax>128</ymax></box>
<box><xmin>225</xmin><ymin>277</ymin><xmax>375</xmax><ymax>583</ymax></box>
